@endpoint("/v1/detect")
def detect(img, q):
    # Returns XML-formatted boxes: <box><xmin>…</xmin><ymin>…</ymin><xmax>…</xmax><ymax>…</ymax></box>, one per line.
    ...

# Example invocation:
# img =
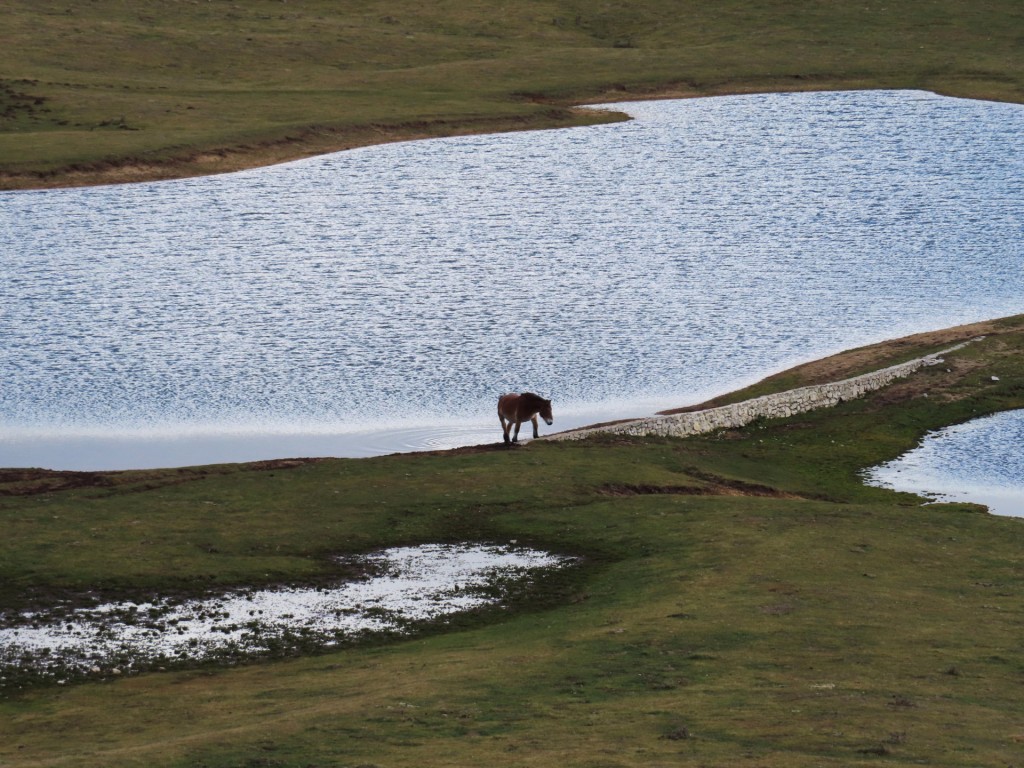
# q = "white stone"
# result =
<box><xmin>548</xmin><ymin>340</ymin><xmax>977</xmax><ymax>443</ymax></box>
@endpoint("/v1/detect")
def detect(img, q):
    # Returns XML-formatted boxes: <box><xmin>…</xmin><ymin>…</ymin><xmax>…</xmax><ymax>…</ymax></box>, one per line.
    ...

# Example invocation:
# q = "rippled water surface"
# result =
<box><xmin>2</xmin><ymin>90</ymin><xmax>1023</xmax><ymax>469</ymax></box>
<box><xmin>865</xmin><ymin>410</ymin><xmax>1024</xmax><ymax>517</ymax></box>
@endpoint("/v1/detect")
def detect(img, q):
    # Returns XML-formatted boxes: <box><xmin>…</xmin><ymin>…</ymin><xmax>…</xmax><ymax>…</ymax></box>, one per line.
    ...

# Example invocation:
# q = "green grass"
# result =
<box><xmin>4</xmin><ymin>2</ymin><xmax>1024</xmax><ymax>762</ymax></box>
<box><xmin>3</xmin><ymin>320</ymin><xmax>1024</xmax><ymax>766</ymax></box>
<box><xmin>3</xmin><ymin>0</ymin><xmax>1024</xmax><ymax>185</ymax></box>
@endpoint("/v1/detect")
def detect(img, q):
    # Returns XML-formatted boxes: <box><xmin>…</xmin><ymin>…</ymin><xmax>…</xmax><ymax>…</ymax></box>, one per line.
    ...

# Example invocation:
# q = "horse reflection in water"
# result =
<box><xmin>498</xmin><ymin>392</ymin><xmax>554</xmax><ymax>445</ymax></box>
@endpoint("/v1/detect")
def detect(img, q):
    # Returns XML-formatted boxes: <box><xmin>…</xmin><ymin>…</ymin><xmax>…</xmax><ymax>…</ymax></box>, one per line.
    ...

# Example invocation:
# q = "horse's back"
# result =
<box><xmin>498</xmin><ymin>392</ymin><xmax>549</xmax><ymax>419</ymax></box>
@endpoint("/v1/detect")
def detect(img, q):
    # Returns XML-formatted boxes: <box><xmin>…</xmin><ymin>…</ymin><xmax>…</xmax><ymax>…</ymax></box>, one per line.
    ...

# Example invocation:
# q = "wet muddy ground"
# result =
<box><xmin>0</xmin><ymin>543</ymin><xmax>574</xmax><ymax>690</ymax></box>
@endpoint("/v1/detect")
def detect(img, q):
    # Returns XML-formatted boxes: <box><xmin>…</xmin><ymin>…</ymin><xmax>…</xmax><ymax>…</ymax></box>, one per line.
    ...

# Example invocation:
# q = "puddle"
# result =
<box><xmin>864</xmin><ymin>409</ymin><xmax>1024</xmax><ymax>517</ymax></box>
<box><xmin>0</xmin><ymin>543</ymin><xmax>574</xmax><ymax>687</ymax></box>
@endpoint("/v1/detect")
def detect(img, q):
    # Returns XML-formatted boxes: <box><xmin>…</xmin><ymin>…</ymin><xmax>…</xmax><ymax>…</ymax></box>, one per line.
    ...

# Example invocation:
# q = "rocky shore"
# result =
<box><xmin>548</xmin><ymin>340</ymin><xmax>976</xmax><ymax>442</ymax></box>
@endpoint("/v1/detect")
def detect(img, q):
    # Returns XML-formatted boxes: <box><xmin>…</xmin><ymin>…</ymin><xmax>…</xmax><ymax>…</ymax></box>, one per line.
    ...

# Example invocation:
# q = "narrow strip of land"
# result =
<box><xmin>549</xmin><ymin>341</ymin><xmax>978</xmax><ymax>442</ymax></box>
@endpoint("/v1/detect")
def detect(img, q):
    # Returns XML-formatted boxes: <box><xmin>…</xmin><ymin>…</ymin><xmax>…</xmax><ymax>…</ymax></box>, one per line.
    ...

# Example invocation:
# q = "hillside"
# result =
<box><xmin>3</xmin><ymin>0</ymin><xmax>1023</xmax><ymax>188</ymax></box>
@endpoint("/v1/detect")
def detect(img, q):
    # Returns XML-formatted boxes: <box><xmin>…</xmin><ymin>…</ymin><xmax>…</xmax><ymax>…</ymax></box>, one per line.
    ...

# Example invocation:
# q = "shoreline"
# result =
<box><xmin>2</xmin><ymin>315</ymin><xmax>1017</xmax><ymax>474</ymax></box>
<box><xmin>546</xmin><ymin>341</ymin><xmax>979</xmax><ymax>443</ymax></box>
<box><xmin>4</xmin><ymin>78</ymin><xmax>1013</xmax><ymax>192</ymax></box>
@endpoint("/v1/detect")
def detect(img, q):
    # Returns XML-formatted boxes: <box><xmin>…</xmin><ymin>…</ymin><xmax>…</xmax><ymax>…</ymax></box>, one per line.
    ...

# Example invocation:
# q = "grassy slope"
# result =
<box><xmin>2</xmin><ymin>0</ymin><xmax>1024</xmax><ymax>187</ymax></box>
<box><xmin>3</xmin><ymin>319</ymin><xmax>1024</xmax><ymax>766</ymax></box>
<box><xmin>660</xmin><ymin>315</ymin><xmax>1023</xmax><ymax>413</ymax></box>
<box><xmin>4</xmin><ymin>2</ymin><xmax>1024</xmax><ymax>764</ymax></box>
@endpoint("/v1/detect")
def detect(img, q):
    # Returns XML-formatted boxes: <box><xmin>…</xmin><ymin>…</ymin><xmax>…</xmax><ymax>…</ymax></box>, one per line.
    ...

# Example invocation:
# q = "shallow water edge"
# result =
<box><xmin>864</xmin><ymin>409</ymin><xmax>1024</xmax><ymax>518</ymax></box>
<box><xmin>0</xmin><ymin>82</ymin><xmax>890</xmax><ymax>191</ymax></box>
<box><xmin>0</xmin><ymin>397</ymin><xmax>673</xmax><ymax>470</ymax></box>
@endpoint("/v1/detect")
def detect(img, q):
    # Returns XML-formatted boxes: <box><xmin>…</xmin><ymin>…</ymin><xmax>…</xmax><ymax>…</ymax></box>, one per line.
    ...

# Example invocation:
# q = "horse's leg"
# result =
<box><xmin>500</xmin><ymin>414</ymin><xmax>511</xmax><ymax>444</ymax></box>
<box><xmin>512</xmin><ymin>420</ymin><xmax>522</xmax><ymax>443</ymax></box>
<box><xmin>531</xmin><ymin>414</ymin><xmax>540</xmax><ymax>439</ymax></box>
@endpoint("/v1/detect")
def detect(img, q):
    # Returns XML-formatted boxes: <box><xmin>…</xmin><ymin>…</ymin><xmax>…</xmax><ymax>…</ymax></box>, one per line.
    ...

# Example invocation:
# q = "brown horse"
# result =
<box><xmin>498</xmin><ymin>392</ymin><xmax>553</xmax><ymax>444</ymax></box>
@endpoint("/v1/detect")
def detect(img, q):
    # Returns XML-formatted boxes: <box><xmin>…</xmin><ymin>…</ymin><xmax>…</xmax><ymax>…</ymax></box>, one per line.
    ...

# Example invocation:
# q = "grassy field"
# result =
<box><xmin>4</xmin><ymin>2</ymin><xmax>1024</xmax><ymax>764</ymax></box>
<box><xmin>2</xmin><ymin>0</ymin><xmax>1024</xmax><ymax>187</ymax></box>
<box><xmin>3</xmin><ymin>317</ymin><xmax>1024</xmax><ymax>766</ymax></box>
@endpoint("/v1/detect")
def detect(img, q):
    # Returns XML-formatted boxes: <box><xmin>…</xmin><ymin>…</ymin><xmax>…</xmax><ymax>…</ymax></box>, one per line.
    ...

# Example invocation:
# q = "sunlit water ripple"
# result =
<box><xmin>2</xmin><ymin>90</ymin><xmax>1023</xmax><ymax>469</ymax></box>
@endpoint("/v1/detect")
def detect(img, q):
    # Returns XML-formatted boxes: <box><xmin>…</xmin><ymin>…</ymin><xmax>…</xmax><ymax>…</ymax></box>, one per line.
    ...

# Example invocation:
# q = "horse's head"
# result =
<box><xmin>539</xmin><ymin>398</ymin><xmax>553</xmax><ymax>425</ymax></box>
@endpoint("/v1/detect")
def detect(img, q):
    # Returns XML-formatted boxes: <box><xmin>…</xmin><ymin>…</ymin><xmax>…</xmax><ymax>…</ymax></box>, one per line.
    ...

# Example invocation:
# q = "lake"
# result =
<box><xmin>2</xmin><ymin>89</ymin><xmax>1022</xmax><ymax>469</ymax></box>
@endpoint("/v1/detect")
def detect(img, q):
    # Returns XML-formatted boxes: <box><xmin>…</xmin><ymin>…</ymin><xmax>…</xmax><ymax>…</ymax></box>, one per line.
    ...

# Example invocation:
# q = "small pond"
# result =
<box><xmin>864</xmin><ymin>409</ymin><xmax>1024</xmax><ymax>517</ymax></box>
<box><xmin>0</xmin><ymin>543</ymin><xmax>574</xmax><ymax>687</ymax></box>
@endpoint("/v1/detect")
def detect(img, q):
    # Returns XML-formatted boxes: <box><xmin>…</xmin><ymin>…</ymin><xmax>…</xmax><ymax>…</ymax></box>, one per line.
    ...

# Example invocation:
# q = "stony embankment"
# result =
<box><xmin>550</xmin><ymin>341</ymin><xmax>975</xmax><ymax>442</ymax></box>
